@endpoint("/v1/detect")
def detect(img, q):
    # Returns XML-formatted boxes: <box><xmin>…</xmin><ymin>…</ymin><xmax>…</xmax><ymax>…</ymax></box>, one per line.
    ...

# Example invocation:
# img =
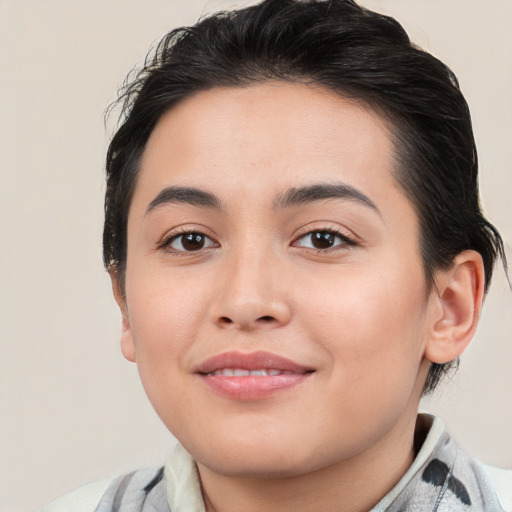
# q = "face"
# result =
<box><xmin>117</xmin><ymin>82</ymin><xmax>436</xmax><ymax>478</ymax></box>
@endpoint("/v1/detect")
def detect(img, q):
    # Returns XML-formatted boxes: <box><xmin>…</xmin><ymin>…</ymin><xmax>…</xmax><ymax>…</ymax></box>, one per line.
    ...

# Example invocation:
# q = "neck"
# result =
<box><xmin>198</xmin><ymin>412</ymin><xmax>421</xmax><ymax>512</ymax></box>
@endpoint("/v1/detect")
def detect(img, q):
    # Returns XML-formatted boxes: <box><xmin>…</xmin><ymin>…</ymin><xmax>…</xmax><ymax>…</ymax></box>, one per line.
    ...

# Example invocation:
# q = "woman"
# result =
<box><xmin>42</xmin><ymin>0</ymin><xmax>511</xmax><ymax>510</ymax></box>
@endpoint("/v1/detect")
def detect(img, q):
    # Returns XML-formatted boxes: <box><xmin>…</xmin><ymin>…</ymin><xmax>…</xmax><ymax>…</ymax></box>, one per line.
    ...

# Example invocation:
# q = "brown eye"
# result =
<box><xmin>310</xmin><ymin>231</ymin><xmax>336</xmax><ymax>249</ymax></box>
<box><xmin>295</xmin><ymin>230</ymin><xmax>353</xmax><ymax>250</ymax></box>
<box><xmin>168</xmin><ymin>232</ymin><xmax>215</xmax><ymax>252</ymax></box>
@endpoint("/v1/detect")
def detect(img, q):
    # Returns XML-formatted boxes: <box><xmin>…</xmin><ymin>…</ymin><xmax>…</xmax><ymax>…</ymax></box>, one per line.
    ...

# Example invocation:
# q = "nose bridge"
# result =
<box><xmin>229</xmin><ymin>237</ymin><xmax>272</xmax><ymax>299</ymax></box>
<box><xmin>210</xmin><ymin>232</ymin><xmax>291</xmax><ymax>330</ymax></box>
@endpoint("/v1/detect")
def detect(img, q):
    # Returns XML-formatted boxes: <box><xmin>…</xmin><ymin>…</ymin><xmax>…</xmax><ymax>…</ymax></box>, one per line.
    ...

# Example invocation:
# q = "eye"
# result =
<box><xmin>294</xmin><ymin>230</ymin><xmax>354</xmax><ymax>250</ymax></box>
<box><xmin>166</xmin><ymin>232</ymin><xmax>217</xmax><ymax>252</ymax></box>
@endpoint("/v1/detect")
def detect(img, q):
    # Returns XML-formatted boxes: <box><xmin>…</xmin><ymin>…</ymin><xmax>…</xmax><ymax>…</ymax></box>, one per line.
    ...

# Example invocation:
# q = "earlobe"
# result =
<box><xmin>425</xmin><ymin>250</ymin><xmax>485</xmax><ymax>365</ymax></box>
<box><xmin>109</xmin><ymin>269</ymin><xmax>136</xmax><ymax>363</ymax></box>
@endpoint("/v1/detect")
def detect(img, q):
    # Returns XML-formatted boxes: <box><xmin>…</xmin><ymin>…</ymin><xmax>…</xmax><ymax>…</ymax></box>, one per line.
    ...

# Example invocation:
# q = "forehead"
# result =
<box><xmin>136</xmin><ymin>82</ymin><xmax>399</xmax><ymax>204</ymax></box>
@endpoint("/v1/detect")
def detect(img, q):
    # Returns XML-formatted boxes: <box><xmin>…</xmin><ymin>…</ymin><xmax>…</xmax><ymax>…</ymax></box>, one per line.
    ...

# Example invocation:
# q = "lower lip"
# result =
<box><xmin>200</xmin><ymin>373</ymin><xmax>312</xmax><ymax>400</ymax></box>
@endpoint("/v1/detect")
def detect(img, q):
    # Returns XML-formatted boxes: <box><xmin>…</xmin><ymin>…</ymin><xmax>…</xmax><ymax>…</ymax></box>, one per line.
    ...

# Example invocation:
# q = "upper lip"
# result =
<box><xmin>195</xmin><ymin>350</ymin><xmax>314</xmax><ymax>375</ymax></box>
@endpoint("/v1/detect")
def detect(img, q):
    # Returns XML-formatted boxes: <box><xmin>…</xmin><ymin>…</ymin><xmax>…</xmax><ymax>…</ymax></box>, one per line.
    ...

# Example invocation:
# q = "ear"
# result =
<box><xmin>110</xmin><ymin>269</ymin><xmax>136</xmax><ymax>363</ymax></box>
<box><xmin>425</xmin><ymin>250</ymin><xmax>485</xmax><ymax>364</ymax></box>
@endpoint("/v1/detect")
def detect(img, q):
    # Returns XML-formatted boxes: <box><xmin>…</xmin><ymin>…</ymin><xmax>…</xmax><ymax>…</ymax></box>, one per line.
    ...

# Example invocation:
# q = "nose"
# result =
<box><xmin>209</xmin><ymin>247</ymin><xmax>292</xmax><ymax>331</ymax></box>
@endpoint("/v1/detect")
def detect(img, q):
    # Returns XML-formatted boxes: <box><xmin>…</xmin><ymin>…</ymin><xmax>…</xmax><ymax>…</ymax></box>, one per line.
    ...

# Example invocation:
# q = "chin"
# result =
<box><xmin>186</xmin><ymin>431</ymin><xmax>351</xmax><ymax>480</ymax></box>
<box><xmin>180</xmin><ymin>432</ymin><xmax>303</xmax><ymax>476</ymax></box>
<box><xmin>199</xmin><ymin>453</ymin><xmax>318</xmax><ymax>479</ymax></box>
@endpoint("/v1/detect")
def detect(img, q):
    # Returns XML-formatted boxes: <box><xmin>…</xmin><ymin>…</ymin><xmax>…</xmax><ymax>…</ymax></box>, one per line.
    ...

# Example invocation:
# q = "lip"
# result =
<box><xmin>195</xmin><ymin>350</ymin><xmax>315</xmax><ymax>400</ymax></box>
<box><xmin>196</xmin><ymin>350</ymin><xmax>313</xmax><ymax>374</ymax></box>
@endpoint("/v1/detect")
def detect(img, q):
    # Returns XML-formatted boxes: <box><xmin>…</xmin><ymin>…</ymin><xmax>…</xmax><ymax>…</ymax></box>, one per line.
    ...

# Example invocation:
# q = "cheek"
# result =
<box><xmin>125</xmin><ymin>271</ymin><xmax>209</xmax><ymax>365</ymax></box>
<box><xmin>124</xmin><ymin>273</ymin><xmax>212</xmax><ymax>427</ymax></box>
<box><xmin>300</xmin><ymin>264</ymin><xmax>428</xmax><ymax>382</ymax></box>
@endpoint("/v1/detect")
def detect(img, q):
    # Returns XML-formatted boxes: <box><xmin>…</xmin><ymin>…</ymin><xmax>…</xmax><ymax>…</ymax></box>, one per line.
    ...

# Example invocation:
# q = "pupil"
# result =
<box><xmin>182</xmin><ymin>233</ymin><xmax>204</xmax><ymax>251</ymax></box>
<box><xmin>312</xmin><ymin>231</ymin><xmax>334</xmax><ymax>249</ymax></box>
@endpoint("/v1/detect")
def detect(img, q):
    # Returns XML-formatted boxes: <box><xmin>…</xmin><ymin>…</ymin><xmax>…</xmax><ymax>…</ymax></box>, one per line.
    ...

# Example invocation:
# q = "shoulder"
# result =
<box><xmin>447</xmin><ymin>434</ymin><xmax>512</xmax><ymax>512</ymax></box>
<box><xmin>39</xmin><ymin>467</ymin><xmax>167</xmax><ymax>512</ymax></box>
<box><xmin>38</xmin><ymin>444</ymin><xmax>198</xmax><ymax>512</ymax></box>
<box><xmin>39</xmin><ymin>477</ymin><xmax>115</xmax><ymax>512</ymax></box>
<box><xmin>379</xmin><ymin>415</ymin><xmax>512</xmax><ymax>512</ymax></box>
<box><xmin>479</xmin><ymin>463</ymin><xmax>512</xmax><ymax>512</ymax></box>
<box><xmin>442</xmin><ymin>427</ymin><xmax>512</xmax><ymax>512</ymax></box>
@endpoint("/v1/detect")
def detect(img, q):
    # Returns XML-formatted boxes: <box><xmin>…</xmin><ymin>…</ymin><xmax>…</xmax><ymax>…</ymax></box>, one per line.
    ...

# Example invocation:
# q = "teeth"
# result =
<box><xmin>250</xmin><ymin>370</ymin><xmax>267</xmax><ymax>376</ymax></box>
<box><xmin>210</xmin><ymin>368</ymin><xmax>288</xmax><ymax>376</ymax></box>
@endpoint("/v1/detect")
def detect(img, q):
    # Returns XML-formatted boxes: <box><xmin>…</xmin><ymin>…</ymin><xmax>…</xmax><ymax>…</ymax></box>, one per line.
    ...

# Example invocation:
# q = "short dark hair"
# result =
<box><xmin>104</xmin><ymin>0</ymin><xmax>506</xmax><ymax>394</ymax></box>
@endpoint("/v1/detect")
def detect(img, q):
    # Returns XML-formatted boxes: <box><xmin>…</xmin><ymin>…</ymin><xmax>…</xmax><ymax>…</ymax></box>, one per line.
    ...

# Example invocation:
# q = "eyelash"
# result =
<box><xmin>292</xmin><ymin>227</ymin><xmax>357</xmax><ymax>253</ymax></box>
<box><xmin>158</xmin><ymin>227</ymin><xmax>357</xmax><ymax>255</ymax></box>
<box><xmin>158</xmin><ymin>228</ymin><xmax>218</xmax><ymax>255</ymax></box>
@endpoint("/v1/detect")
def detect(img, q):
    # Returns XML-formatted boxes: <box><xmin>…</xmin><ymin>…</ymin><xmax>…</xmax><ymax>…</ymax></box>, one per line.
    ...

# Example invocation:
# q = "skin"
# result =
<box><xmin>112</xmin><ymin>82</ymin><xmax>484</xmax><ymax>512</ymax></box>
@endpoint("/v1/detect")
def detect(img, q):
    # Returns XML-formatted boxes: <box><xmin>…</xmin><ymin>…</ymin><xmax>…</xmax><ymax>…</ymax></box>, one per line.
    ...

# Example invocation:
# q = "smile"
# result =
<box><xmin>196</xmin><ymin>351</ymin><xmax>315</xmax><ymax>400</ymax></box>
<box><xmin>208</xmin><ymin>369</ymin><xmax>297</xmax><ymax>376</ymax></box>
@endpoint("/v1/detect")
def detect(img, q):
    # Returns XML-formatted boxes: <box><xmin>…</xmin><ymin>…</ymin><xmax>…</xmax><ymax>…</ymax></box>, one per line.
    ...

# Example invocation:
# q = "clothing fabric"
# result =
<box><xmin>40</xmin><ymin>415</ymin><xmax>512</xmax><ymax>512</ymax></box>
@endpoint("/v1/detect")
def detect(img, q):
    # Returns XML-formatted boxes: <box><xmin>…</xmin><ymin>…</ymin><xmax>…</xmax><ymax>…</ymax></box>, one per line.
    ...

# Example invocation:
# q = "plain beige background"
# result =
<box><xmin>0</xmin><ymin>1</ymin><xmax>510</xmax><ymax>510</ymax></box>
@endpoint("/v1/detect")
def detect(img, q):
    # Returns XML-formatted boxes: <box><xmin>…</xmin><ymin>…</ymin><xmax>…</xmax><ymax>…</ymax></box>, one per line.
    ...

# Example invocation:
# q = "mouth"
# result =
<box><xmin>207</xmin><ymin>368</ymin><xmax>299</xmax><ymax>376</ymax></box>
<box><xmin>195</xmin><ymin>351</ymin><xmax>315</xmax><ymax>400</ymax></box>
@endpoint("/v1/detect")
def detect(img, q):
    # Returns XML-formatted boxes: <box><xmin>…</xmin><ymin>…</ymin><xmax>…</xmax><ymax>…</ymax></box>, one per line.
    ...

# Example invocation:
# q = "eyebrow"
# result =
<box><xmin>145</xmin><ymin>182</ymin><xmax>379</xmax><ymax>216</ymax></box>
<box><xmin>146</xmin><ymin>186</ymin><xmax>221</xmax><ymax>215</ymax></box>
<box><xmin>274</xmin><ymin>182</ymin><xmax>380</xmax><ymax>214</ymax></box>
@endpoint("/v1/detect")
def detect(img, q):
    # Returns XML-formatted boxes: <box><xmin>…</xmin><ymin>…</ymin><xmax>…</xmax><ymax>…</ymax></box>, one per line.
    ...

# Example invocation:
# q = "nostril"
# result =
<box><xmin>214</xmin><ymin>313</ymin><xmax>282</xmax><ymax>329</ymax></box>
